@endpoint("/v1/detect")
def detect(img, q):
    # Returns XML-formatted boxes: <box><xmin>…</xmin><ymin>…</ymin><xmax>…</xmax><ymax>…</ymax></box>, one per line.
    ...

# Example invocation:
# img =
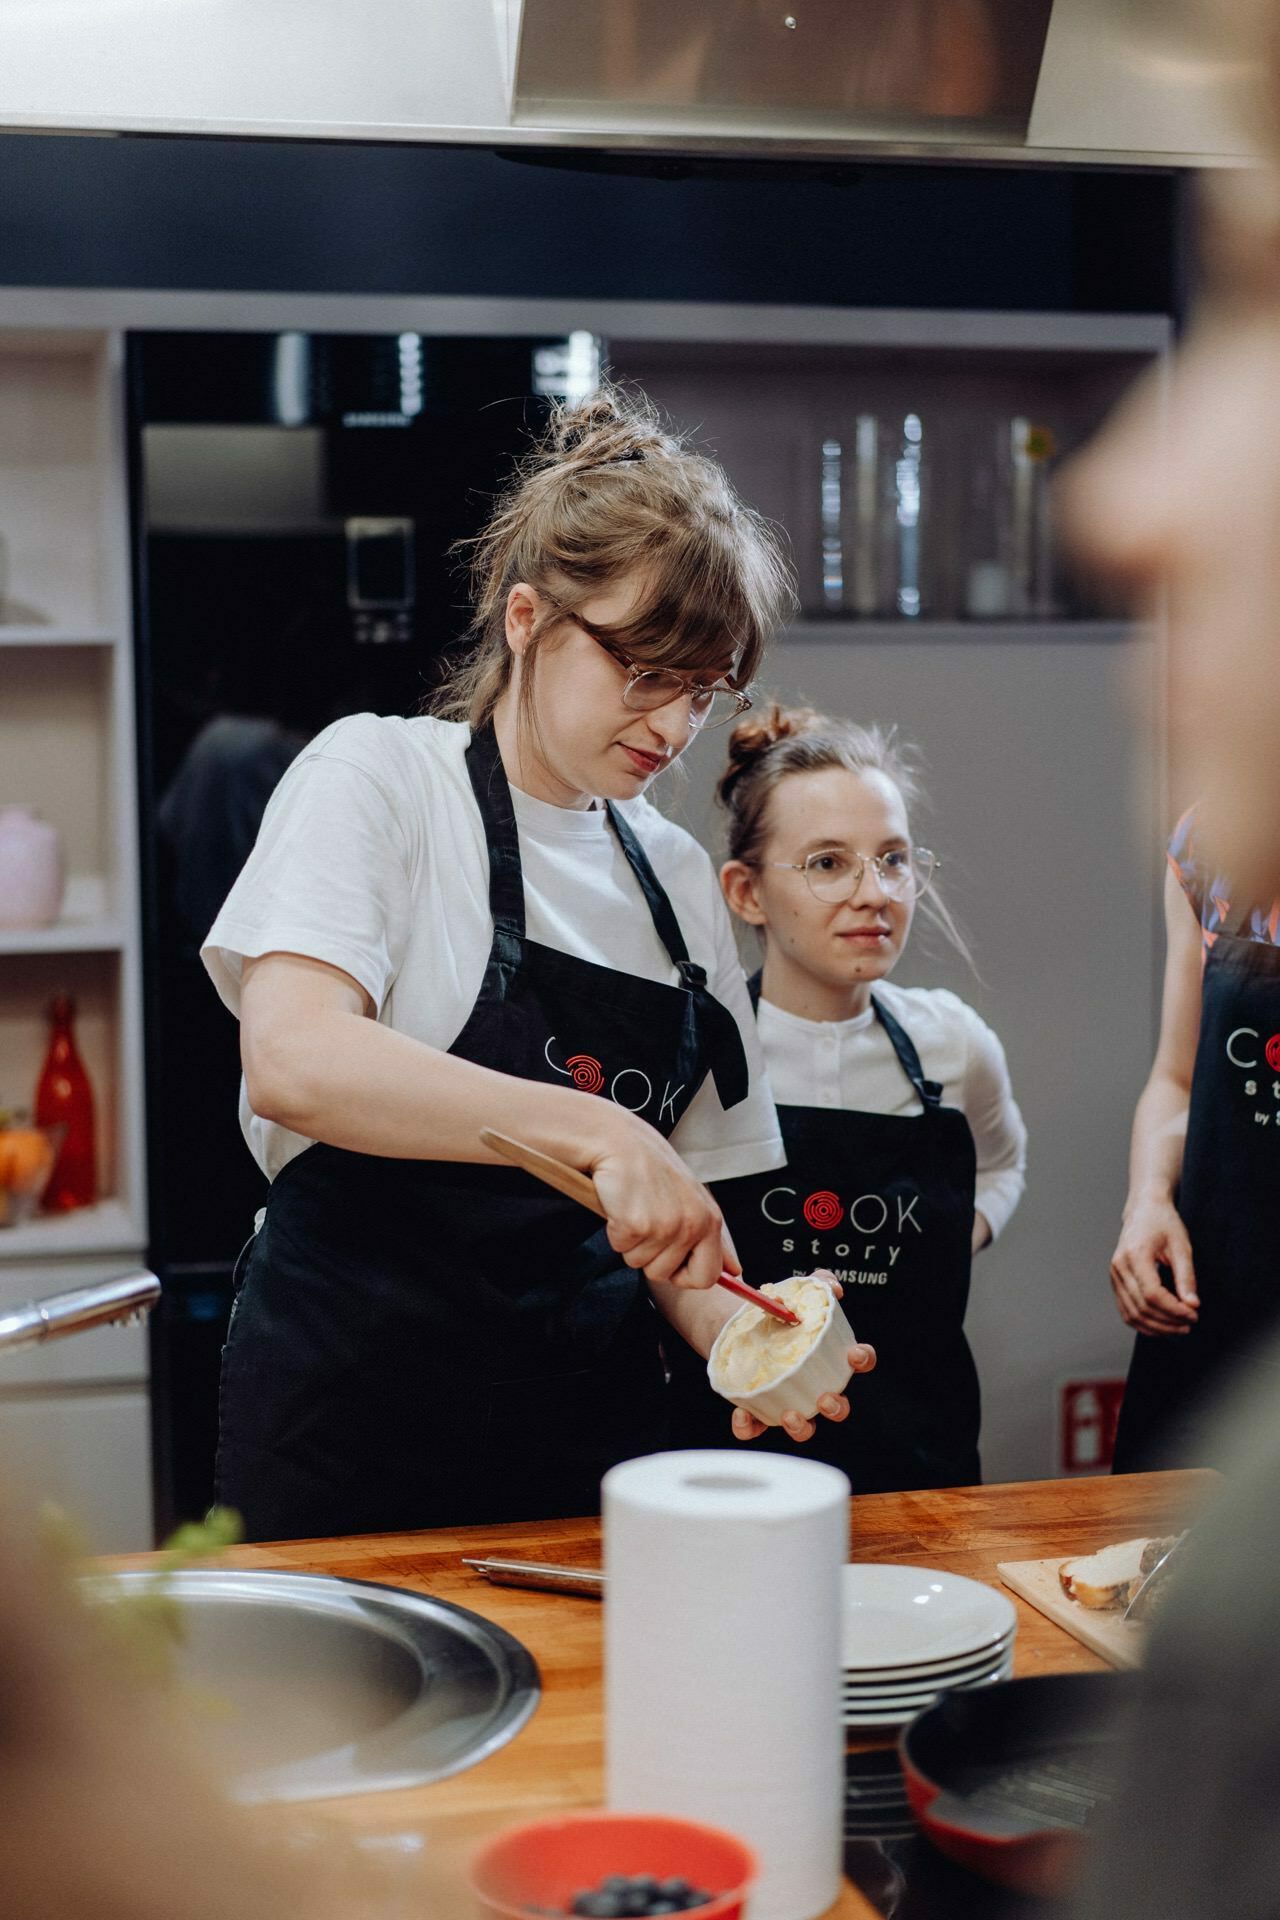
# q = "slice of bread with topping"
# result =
<box><xmin>1058</xmin><ymin>1536</ymin><xmax>1150</xmax><ymax>1609</ymax></box>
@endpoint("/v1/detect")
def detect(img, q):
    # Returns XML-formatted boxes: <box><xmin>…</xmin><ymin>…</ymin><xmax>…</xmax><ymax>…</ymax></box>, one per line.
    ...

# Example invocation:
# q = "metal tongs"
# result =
<box><xmin>479</xmin><ymin>1129</ymin><xmax>801</xmax><ymax>1325</ymax></box>
<box><xmin>1122</xmin><ymin>1530</ymin><xmax>1190</xmax><ymax>1624</ymax></box>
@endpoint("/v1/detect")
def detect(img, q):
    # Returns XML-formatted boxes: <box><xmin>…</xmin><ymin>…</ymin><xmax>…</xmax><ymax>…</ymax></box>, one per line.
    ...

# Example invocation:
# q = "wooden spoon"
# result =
<box><xmin>479</xmin><ymin>1128</ymin><xmax>801</xmax><ymax>1326</ymax></box>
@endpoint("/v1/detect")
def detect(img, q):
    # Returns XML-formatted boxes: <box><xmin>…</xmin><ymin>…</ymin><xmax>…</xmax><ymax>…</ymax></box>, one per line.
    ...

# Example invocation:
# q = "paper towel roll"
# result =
<box><xmin>604</xmin><ymin>1450</ymin><xmax>849</xmax><ymax>1920</ymax></box>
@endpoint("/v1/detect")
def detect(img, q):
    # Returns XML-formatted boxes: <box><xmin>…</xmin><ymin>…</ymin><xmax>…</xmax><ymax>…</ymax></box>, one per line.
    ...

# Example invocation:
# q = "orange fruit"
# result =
<box><xmin>0</xmin><ymin>1127</ymin><xmax>56</xmax><ymax>1195</ymax></box>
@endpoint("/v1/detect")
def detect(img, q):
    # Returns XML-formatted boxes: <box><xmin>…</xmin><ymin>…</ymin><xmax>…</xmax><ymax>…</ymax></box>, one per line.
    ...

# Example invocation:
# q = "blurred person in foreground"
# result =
<box><xmin>0</xmin><ymin>1492</ymin><xmax>442</xmax><ymax>1919</ymax></box>
<box><xmin>1061</xmin><ymin>4</ymin><xmax>1280</xmax><ymax>1914</ymax></box>
<box><xmin>1075</xmin><ymin>42</ymin><xmax>1280</xmax><ymax>1464</ymax></box>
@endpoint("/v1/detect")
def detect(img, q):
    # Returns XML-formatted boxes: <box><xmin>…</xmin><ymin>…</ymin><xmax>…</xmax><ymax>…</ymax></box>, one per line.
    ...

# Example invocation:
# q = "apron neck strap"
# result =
<box><xmin>604</xmin><ymin>799</ymin><xmax>692</xmax><ymax>971</ymax></box>
<box><xmin>464</xmin><ymin>725</ymin><xmax>749</xmax><ymax>1109</ymax></box>
<box><xmin>748</xmin><ymin>970</ymin><xmax>943</xmax><ymax>1108</ymax></box>
<box><xmin>464</xmin><ymin>722</ymin><xmax>527</xmax><ymax>936</ymax></box>
<box><xmin>871</xmin><ymin>995</ymin><xmax>944</xmax><ymax>1107</ymax></box>
<box><xmin>608</xmin><ymin>800</ymin><xmax>749</xmax><ymax>1109</ymax></box>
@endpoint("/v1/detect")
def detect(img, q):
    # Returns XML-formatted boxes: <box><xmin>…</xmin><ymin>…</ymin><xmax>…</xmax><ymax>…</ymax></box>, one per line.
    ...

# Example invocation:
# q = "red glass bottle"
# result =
<box><xmin>34</xmin><ymin>992</ymin><xmax>97</xmax><ymax>1212</ymax></box>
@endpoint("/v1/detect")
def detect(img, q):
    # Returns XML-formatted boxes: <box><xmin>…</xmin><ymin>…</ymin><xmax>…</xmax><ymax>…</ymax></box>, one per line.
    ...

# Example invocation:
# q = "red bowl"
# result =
<box><xmin>468</xmin><ymin>1811</ymin><xmax>758</xmax><ymax>1920</ymax></box>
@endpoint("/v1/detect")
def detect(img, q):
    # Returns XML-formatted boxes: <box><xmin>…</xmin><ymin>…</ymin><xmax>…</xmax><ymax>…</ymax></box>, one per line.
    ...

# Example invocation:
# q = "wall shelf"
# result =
<box><xmin>0</xmin><ymin>626</ymin><xmax>117</xmax><ymax>648</ymax></box>
<box><xmin>786</xmin><ymin>619</ymin><xmax>1146</xmax><ymax>645</ymax></box>
<box><xmin>0</xmin><ymin>1198</ymin><xmax>143</xmax><ymax>1260</ymax></box>
<box><xmin>0</xmin><ymin>919</ymin><xmax>125</xmax><ymax>957</ymax></box>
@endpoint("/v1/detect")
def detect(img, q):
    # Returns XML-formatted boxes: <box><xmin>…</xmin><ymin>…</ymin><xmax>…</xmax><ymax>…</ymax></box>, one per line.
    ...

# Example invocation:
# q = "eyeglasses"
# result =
<box><xmin>769</xmin><ymin>846</ymin><xmax>939</xmax><ymax>904</ymax></box>
<box><xmin>557</xmin><ymin>608</ymin><xmax>753</xmax><ymax>731</ymax></box>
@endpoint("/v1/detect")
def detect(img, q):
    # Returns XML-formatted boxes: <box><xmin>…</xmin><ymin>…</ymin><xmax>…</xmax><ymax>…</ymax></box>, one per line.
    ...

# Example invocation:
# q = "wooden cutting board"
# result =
<box><xmin>997</xmin><ymin>1555</ymin><xmax>1146</xmax><ymax>1669</ymax></box>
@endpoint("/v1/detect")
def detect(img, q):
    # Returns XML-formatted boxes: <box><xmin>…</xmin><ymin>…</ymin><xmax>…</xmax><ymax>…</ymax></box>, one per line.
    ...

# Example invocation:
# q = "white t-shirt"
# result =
<box><xmin>201</xmin><ymin>713</ymin><xmax>784</xmax><ymax>1186</ymax></box>
<box><xmin>755</xmin><ymin>982</ymin><xmax>1027</xmax><ymax>1240</ymax></box>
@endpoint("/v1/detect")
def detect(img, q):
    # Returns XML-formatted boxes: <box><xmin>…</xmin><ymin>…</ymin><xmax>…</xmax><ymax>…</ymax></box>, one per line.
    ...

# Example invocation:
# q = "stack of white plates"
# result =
<box><xmin>841</xmin><ymin>1564</ymin><xmax>1017</xmax><ymax>1729</ymax></box>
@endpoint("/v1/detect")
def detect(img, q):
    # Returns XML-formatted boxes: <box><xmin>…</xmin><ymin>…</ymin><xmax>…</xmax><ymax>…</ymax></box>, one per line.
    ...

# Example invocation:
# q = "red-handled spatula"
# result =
<box><xmin>479</xmin><ymin>1128</ymin><xmax>801</xmax><ymax>1326</ymax></box>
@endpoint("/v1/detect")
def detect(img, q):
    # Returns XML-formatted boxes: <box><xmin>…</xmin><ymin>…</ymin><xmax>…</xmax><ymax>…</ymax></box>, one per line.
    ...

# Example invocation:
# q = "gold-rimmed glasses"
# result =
<box><xmin>556</xmin><ymin>608</ymin><xmax>752</xmax><ymax>731</ymax></box>
<box><xmin>770</xmin><ymin>846</ymin><xmax>939</xmax><ymax>903</ymax></box>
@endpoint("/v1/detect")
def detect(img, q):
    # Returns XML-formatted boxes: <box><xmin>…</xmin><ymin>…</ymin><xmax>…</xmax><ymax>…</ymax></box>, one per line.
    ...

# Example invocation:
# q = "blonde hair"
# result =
<box><xmin>434</xmin><ymin>382</ymin><xmax>795</xmax><ymax>733</ymax></box>
<box><xmin>719</xmin><ymin>702</ymin><xmax>975</xmax><ymax>970</ymax></box>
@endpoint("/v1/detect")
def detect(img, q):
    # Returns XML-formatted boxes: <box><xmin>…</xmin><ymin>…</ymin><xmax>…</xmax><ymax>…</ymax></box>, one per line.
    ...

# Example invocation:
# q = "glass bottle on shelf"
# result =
<box><xmin>965</xmin><ymin>418</ymin><xmax>1061</xmax><ymax>620</ymax></box>
<box><xmin>889</xmin><ymin>412</ymin><xmax>930</xmax><ymax>618</ymax></box>
<box><xmin>849</xmin><ymin>414</ymin><xmax>881</xmax><ymax>617</ymax></box>
<box><xmin>34</xmin><ymin>993</ymin><xmax>97</xmax><ymax>1212</ymax></box>
<box><xmin>817</xmin><ymin>436</ymin><xmax>845</xmax><ymax>615</ymax></box>
<box><xmin>1008</xmin><ymin>417</ymin><xmax>1059</xmax><ymax>618</ymax></box>
<box><xmin>843</xmin><ymin>413</ymin><xmax>934</xmax><ymax>619</ymax></box>
<box><xmin>963</xmin><ymin>432</ymin><xmax>1013</xmax><ymax>618</ymax></box>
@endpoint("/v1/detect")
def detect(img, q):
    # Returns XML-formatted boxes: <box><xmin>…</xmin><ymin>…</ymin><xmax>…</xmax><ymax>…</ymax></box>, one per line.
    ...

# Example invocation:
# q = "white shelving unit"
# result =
<box><xmin>0</xmin><ymin>325</ymin><xmax>150</xmax><ymax>1550</ymax></box>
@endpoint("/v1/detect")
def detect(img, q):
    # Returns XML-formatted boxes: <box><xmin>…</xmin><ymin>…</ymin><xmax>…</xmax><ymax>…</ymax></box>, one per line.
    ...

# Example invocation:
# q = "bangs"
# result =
<box><xmin>559</xmin><ymin>520</ymin><xmax>773</xmax><ymax>688</ymax></box>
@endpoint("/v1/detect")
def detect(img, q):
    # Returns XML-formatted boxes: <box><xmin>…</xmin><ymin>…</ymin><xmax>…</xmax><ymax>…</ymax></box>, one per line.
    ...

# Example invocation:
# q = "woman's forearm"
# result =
<box><xmin>649</xmin><ymin>1279</ymin><xmax>738</xmax><ymax>1358</ymax></box>
<box><xmin>239</xmin><ymin>951</ymin><xmax>734</xmax><ymax>1290</ymax></box>
<box><xmin>245</xmin><ymin>978</ymin><xmax>611</xmax><ymax>1167</ymax></box>
<box><xmin>1125</xmin><ymin>1069</ymin><xmax>1190</xmax><ymax>1212</ymax></box>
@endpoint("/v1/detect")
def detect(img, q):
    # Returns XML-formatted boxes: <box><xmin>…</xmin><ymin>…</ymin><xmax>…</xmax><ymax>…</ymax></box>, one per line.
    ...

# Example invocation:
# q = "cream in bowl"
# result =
<box><xmin>708</xmin><ymin>1274</ymin><xmax>856</xmax><ymax>1427</ymax></box>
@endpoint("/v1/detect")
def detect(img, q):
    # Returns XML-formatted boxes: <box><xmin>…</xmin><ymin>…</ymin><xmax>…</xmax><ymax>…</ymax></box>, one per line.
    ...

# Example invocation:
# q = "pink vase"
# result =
<box><xmin>0</xmin><ymin>807</ymin><xmax>66</xmax><ymax>929</ymax></box>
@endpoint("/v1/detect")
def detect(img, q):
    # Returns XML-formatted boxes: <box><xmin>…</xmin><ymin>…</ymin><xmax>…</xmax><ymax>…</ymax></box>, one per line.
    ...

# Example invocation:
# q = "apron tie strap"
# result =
<box><xmin>678</xmin><ymin>959</ymin><xmax>749</xmax><ymax>1109</ymax></box>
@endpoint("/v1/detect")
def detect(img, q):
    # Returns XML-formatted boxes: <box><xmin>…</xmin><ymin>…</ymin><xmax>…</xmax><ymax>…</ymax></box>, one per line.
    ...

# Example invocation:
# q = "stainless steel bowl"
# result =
<box><xmin>99</xmin><ymin>1568</ymin><xmax>540</xmax><ymax>1803</ymax></box>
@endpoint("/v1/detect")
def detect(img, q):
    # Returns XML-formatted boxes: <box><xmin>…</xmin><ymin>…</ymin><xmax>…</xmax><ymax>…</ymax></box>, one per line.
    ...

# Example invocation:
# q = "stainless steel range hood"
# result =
<box><xmin>0</xmin><ymin>0</ymin><xmax>1260</xmax><ymax>165</ymax></box>
<box><xmin>504</xmin><ymin>0</ymin><xmax>1260</xmax><ymax>165</ymax></box>
<box><xmin>511</xmin><ymin>0</ymin><xmax>1054</xmax><ymax>149</ymax></box>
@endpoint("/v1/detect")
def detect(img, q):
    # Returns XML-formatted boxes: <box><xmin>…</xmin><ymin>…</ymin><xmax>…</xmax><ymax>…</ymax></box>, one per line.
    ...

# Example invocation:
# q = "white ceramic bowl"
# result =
<box><xmin>707</xmin><ymin>1281</ymin><xmax>856</xmax><ymax>1427</ymax></box>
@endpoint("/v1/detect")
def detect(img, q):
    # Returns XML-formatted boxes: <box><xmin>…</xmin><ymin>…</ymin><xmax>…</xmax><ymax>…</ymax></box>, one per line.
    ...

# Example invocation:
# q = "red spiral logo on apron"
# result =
<box><xmin>802</xmin><ymin>1190</ymin><xmax>844</xmax><ymax>1230</ymax></box>
<box><xmin>1266</xmin><ymin>1034</ymin><xmax>1280</xmax><ymax>1073</ymax></box>
<box><xmin>565</xmin><ymin>1053</ymin><xmax>605</xmax><ymax>1094</ymax></box>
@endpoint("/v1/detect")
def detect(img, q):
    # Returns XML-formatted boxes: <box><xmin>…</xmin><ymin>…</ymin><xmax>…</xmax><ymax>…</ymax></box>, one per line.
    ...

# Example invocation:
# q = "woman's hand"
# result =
<box><xmin>588</xmin><ymin>1110</ymin><xmax>737</xmax><ymax>1290</ymax></box>
<box><xmin>731</xmin><ymin>1275</ymin><xmax>877</xmax><ymax>1443</ymax></box>
<box><xmin>1110</xmin><ymin>1193</ymin><xmax>1199</xmax><ymax>1334</ymax></box>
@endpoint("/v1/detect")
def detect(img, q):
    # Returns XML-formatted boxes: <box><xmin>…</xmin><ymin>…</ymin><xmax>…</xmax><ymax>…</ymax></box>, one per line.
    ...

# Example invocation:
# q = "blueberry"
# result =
<box><xmin>600</xmin><ymin>1880</ymin><xmax>632</xmax><ymax>1897</ymax></box>
<box><xmin>620</xmin><ymin>1893</ymin><xmax>650</xmax><ymax>1916</ymax></box>
<box><xmin>682</xmin><ymin>1896</ymin><xmax>714</xmax><ymax>1910</ymax></box>
<box><xmin>571</xmin><ymin>1897</ymin><xmax>624</xmax><ymax>1918</ymax></box>
<box><xmin>647</xmin><ymin>1904</ymin><xmax>681</xmax><ymax>1914</ymax></box>
<box><xmin>656</xmin><ymin>1883</ymin><xmax>691</xmax><ymax>1903</ymax></box>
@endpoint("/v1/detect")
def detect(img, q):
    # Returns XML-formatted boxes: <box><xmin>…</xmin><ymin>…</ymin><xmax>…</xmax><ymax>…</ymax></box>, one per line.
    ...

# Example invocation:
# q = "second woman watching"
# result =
<box><xmin>671</xmin><ymin>705</ymin><xmax>1026</xmax><ymax>1491</ymax></box>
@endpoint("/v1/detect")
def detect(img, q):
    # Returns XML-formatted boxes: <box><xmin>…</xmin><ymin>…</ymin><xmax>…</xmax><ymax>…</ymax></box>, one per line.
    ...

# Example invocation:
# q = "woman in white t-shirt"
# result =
<box><xmin>670</xmin><ymin>704</ymin><xmax>1025</xmax><ymax>1491</ymax></box>
<box><xmin>203</xmin><ymin>393</ymin><xmax>874</xmax><ymax>1540</ymax></box>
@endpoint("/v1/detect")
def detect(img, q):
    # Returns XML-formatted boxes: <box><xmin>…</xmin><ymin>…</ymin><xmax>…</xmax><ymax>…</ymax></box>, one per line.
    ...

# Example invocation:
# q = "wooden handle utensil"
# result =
<box><xmin>479</xmin><ymin>1128</ymin><xmax>801</xmax><ymax>1326</ymax></box>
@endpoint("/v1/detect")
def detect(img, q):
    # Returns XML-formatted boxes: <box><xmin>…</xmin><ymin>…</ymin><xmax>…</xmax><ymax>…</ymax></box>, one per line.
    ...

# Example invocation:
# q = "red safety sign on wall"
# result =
<box><xmin>1059</xmin><ymin>1379</ymin><xmax>1127</xmax><ymax>1474</ymax></box>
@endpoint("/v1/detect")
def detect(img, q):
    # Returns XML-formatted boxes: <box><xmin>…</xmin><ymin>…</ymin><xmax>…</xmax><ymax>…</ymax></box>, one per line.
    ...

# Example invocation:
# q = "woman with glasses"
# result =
<box><xmin>202</xmin><ymin>388</ymin><xmax>872</xmax><ymax>1541</ymax></box>
<box><xmin>670</xmin><ymin>703</ymin><xmax>1025</xmax><ymax>1492</ymax></box>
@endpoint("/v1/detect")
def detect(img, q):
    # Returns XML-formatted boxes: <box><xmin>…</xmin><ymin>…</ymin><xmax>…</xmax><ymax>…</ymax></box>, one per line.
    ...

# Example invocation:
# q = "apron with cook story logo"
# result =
<box><xmin>215</xmin><ymin>721</ymin><xmax>750</xmax><ymax>1541</ymax></box>
<box><xmin>1114</xmin><ymin>903</ymin><xmax>1280</xmax><ymax>1471</ymax></box>
<box><xmin>669</xmin><ymin>979</ymin><xmax>981</xmax><ymax>1493</ymax></box>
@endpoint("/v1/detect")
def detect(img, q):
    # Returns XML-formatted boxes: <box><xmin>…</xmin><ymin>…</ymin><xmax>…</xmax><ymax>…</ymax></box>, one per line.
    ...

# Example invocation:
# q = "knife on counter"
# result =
<box><xmin>463</xmin><ymin>1556</ymin><xmax>605</xmax><ymax>1597</ymax></box>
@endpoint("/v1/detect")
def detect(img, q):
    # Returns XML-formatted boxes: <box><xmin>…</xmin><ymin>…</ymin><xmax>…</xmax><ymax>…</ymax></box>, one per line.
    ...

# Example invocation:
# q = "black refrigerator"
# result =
<box><xmin>130</xmin><ymin>328</ymin><xmax>578</xmax><ymax>1534</ymax></box>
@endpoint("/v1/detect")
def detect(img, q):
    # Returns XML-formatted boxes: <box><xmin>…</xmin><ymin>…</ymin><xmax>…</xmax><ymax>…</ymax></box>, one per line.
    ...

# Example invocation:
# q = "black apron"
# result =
<box><xmin>1114</xmin><ymin>902</ymin><xmax>1280</xmax><ymax>1471</ymax></box>
<box><xmin>215</xmin><ymin>722</ymin><xmax>749</xmax><ymax>1540</ymax></box>
<box><xmin>668</xmin><ymin>980</ymin><xmax>981</xmax><ymax>1493</ymax></box>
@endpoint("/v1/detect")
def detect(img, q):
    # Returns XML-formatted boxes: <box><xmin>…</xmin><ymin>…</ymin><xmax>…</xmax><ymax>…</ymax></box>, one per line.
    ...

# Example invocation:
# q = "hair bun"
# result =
<box><xmin>547</xmin><ymin>384</ymin><xmax>671</xmax><ymax>471</ymax></box>
<box><xmin>717</xmin><ymin>703</ymin><xmax>818</xmax><ymax>808</ymax></box>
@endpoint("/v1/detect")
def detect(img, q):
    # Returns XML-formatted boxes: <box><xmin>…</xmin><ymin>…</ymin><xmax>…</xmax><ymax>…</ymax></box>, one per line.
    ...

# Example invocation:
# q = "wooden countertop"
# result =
<box><xmin>128</xmin><ymin>1471</ymin><xmax>1213</xmax><ymax>1919</ymax></box>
